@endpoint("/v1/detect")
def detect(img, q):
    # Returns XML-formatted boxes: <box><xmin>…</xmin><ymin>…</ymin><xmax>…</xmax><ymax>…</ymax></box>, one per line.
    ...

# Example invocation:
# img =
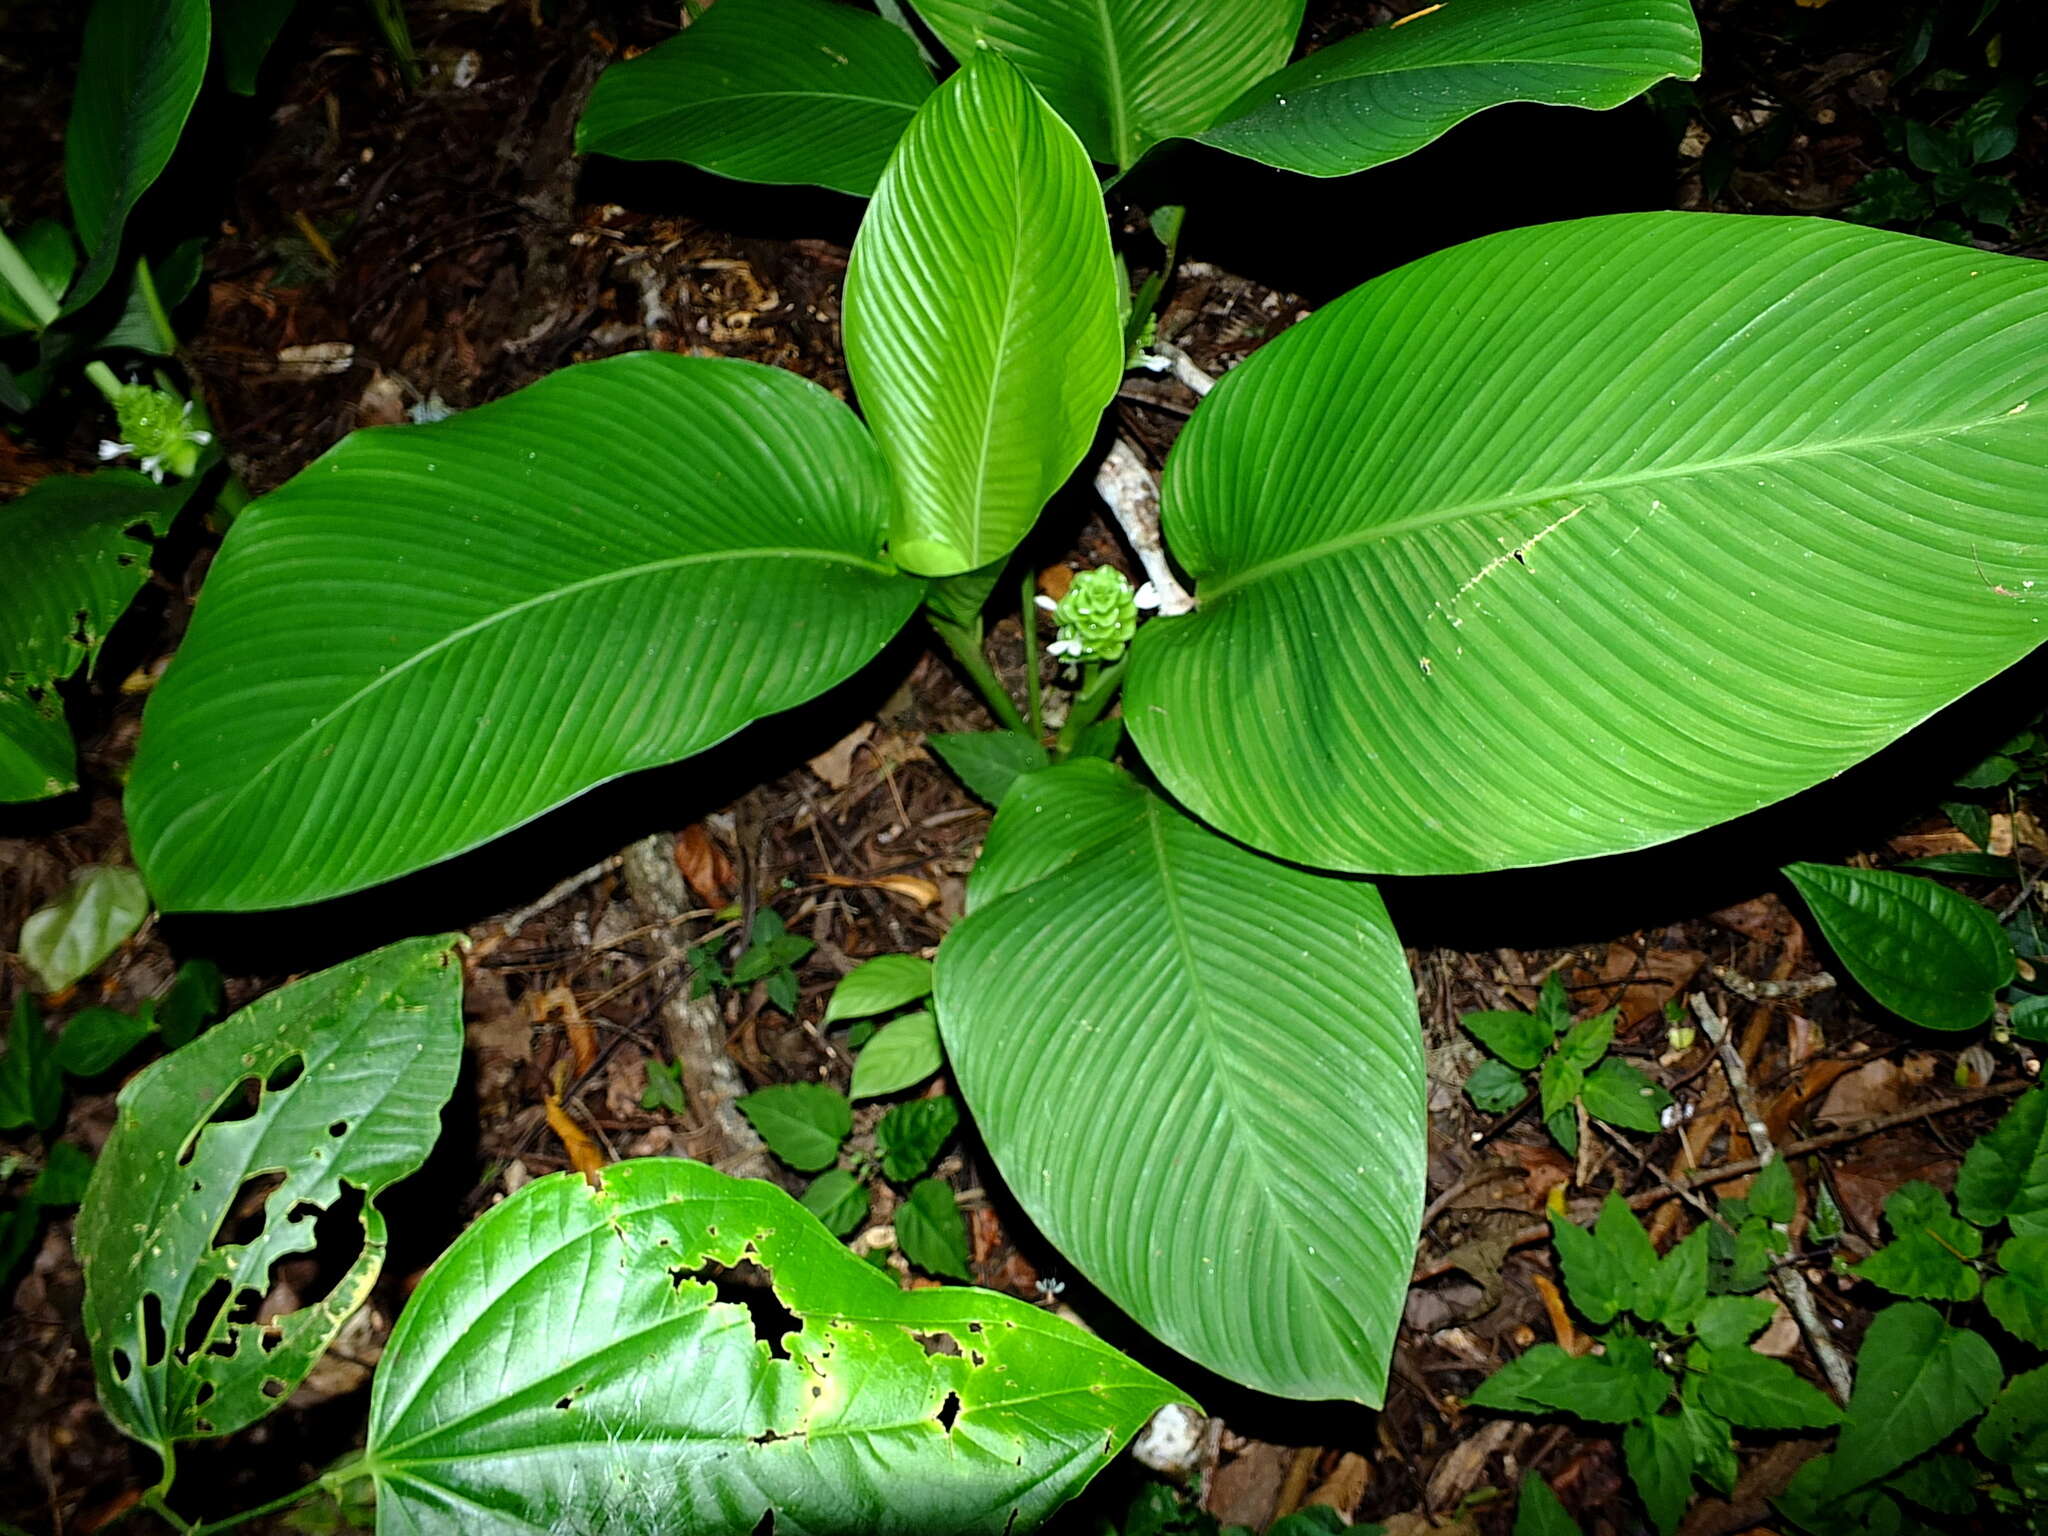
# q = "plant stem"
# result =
<box><xmin>188</xmin><ymin>1479</ymin><xmax>326</xmax><ymax>1536</ymax></box>
<box><xmin>0</xmin><ymin>224</ymin><xmax>59</xmax><ymax>330</ymax></box>
<box><xmin>85</xmin><ymin>359</ymin><xmax>126</xmax><ymax>405</ymax></box>
<box><xmin>928</xmin><ymin>613</ymin><xmax>1027</xmax><ymax>735</ymax></box>
<box><xmin>1020</xmin><ymin>566</ymin><xmax>1043</xmax><ymax>743</ymax></box>
<box><xmin>1053</xmin><ymin>658</ymin><xmax>1128</xmax><ymax>759</ymax></box>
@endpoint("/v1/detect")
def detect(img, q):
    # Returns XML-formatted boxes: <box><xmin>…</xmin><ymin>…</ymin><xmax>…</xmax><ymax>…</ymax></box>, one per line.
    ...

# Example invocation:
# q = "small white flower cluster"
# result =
<box><xmin>98</xmin><ymin>388</ymin><xmax>212</xmax><ymax>484</ymax></box>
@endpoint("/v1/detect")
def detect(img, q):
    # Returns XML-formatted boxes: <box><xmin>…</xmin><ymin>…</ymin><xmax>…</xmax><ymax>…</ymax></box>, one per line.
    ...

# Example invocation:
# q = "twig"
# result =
<box><xmin>1148</xmin><ymin>339</ymin><xmax>1217</xmax><ymax>397</ymax></box>
<box><xmin>1094</xmin><ymin>439</ymin><xmax>1195</xmax><ymax>616</ymax></box>
<box><xmin>1690</xmin><ymin>993</ymin><xmax>1855</xmax><ymax>1401</ymax></box>
<box><xmin>498</xmin><ymin>853</ymin><xmax>624</xmax><ymax>937</ymax></box>
<box><xmin>1413</xmin><ymin>1080</ymin><xmax>2027</xmax><ymax>1281</ymax></box>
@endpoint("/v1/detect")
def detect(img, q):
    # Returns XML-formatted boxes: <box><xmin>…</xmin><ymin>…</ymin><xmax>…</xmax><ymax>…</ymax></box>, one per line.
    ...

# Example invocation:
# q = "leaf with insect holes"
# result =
<box><xmin>823</xmin><ymin>954</ymin><xmax>935</xmax><ymax>1027</ymax></box>
<box><xmin>896</xmin><ymin>1176</ymin><xmax>971</xmax><ymax>1280</ymax></box>
<box><xmin>360</xmin><ymin>1160</ymin><xmax>1185</xmax><ymax>1532</ymax></box>
<box><xmin>737</xmin><ymin>1084</ymin><xmax>852</xmax><ymax>1172</ymax></box>
<box><xmin>877</xmin><ymin>1096</ymin><xmax>960</xmax><ymax>1182</ymax></box>
<box><xmin>74</xmin><ymin>936</ymin><xmax>464</xmax><ymax>1455</ymax></box>
<box><xmin>851</xmin><ymin>1011</ymin><xmax>943</xmax><ymax>1099</ymax></box>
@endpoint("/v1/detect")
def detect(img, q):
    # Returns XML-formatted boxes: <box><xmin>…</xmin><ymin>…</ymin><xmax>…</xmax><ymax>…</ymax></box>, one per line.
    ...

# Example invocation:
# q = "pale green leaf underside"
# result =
<box><xmin>128</xmin><ymin>353</ymin><xmax>922</xmax><ymax>911</ymax></box>
<box><xmin>575</xmin><ymin>0</ymin><xmax>934</xmax><ymax>197</ymax></box>
<box><xmin>844</xmin><ymin>52</ymin><xmax>1123</xmax><ymax>577</ymax></box>
<box><xmin>77</xmin><ymin>936</ymin><xmax>464</xmax><ymax>1452</ymax></box>
<box><xmin>63</xmin><ymin>0</ymin><xmax>210</xmax><ymax>312</ymax></box>
<box><xmin>0</xmin><ymin>473</ymin><xmax>167</xmax><ymax>802</ymax></box>
<box><xmin>364</xmin><ymin>1159</ymin><xmax>1185</xmax><ymax>1534</ymax></box>
<box><xmin>1783</xmin><ymin>863</ymin><xmax>2014</xmax><ymax>1031</ymax></box>
<box><xmin>936</xmin><ymin>761</ymin><xmax>1424</xmax><ymax>1402</ymax></box>
<box><xmin>1200</xmin><ymin>0</ymin><xmax>1701</xmax><ymax>177</ymax></box>
<box><xmin>1129</xmin><ymin>213</ymin><xmax>2048</xmax><ymax>876</ymax></box>
<box><xmin>911</xmin><ymin>0</ymin><xmax>1301</xmax><ymax>171</ymax></box>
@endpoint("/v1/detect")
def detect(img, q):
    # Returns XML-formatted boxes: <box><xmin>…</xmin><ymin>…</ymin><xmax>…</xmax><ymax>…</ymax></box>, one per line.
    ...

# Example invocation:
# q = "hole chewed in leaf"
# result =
<box><xmin>936</xmin><ymin>1391</ymin><xmax>961</xmax><ymax>1432</ymax></box>
<box><xmin>327</xmin><ymin>1120</ymin><xmax>347</xmax><ymax>1137</ymax></box>
<box><xmin>264</xmin><ymin>1055</ymin><xmax>305</xmax><ymax>1091</ymax></box>
<box><xmin>176</xmin><ymin>1076</ymin><xmax>265</xmax><ymax>1164</ymax></box>
<box><xmin>212</xmin><ymin>1172</ymin><xmax>286</xmax><ymax>1249</ymax></box>
<box><xmin>111</xmin><ymin>1348</ymin><xmax>131</xmax><ymax>1382</ymax></box>
<box><xmin>179</xmin><ymin>1277</ymin><xmax>234</xmax><ymax>1364</ymax></box>
<box><xmin>141</xmin><ymin>1293</ymin><xmax>167</xmax><ymax>1367</ymax></box>
<box><xmin>913</xmin><ymin>1330</ymin><xmax>961</xmax><ymax>1358</ymax></box>
<box><xmin>695</xmin><ymin>1258</ymin><xmax>800</xmax><ymax>1361</ymax></box>
<box><xmin>260</xmin><ymin>1377</ymin><xmax>288</xmax><ymax>1399</ymax></box>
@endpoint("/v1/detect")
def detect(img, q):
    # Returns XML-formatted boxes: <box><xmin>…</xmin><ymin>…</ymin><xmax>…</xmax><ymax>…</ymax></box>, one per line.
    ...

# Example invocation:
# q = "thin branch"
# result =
<box><xmin>1095</xmin><ymin>439</ymin><xmax>1194</xmax><ymax>616</ymax></box>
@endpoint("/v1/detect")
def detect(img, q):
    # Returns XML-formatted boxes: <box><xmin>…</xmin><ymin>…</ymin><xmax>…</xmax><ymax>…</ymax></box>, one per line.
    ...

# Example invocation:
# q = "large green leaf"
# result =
<box><xmin>359</xmin><ymin>1158</ymin><xmax>1185</xmax><ymax>1533</ymax></box>
<box><xmin>63</xmin><ymin>0</ymin><xmax>210</xmax><ymax>313</ymax></box>
<box><xmin>934</xmin><ymin>760</ymin><xmax>1424</xmax><ymax>1402</ymax></box>
<box><xmin>1783</xmin><ymin>864</ymin><xmax>2013</xmax><ymax>1030</ymax></box>
<box><xmin>1127</xmin><ymin>215</ymin><xmax>2048</xmax><ymax>876</ymax></box>
<box><xmin>1199</xmin><ymin>0</ymin><xmax>1700</xmax><ymax>178</ymax></box>
<box><xmin>576</xmin><ymin>0</ymin><xmax>934</xmax><ymax>197</ymax></box>
<box><xmin>844</xmin><ymin>52</ymin><xmax>1122</xmax><ymax>578</ymax></box>
<box><xmin>1</xmin><ymin>472</ymin><xmax>171</xmax><ymax>802</ymax></box>
<box><xmin>127</xmin><ymin>353</ymin><xmax>923</xmax><ymax>911</ymax></box>
<box><xmin>76</xmin><ymin>935</ymin><xmax>464</xmax><ymax>1456</ymax></box>
<box><xmin>910</xmin><ymin>0</ymin><xmax>1301</xmax><ymax>171</ymax></box>
<box><xmin>214</xmin><ymin>0</ymin><xmax>303</xmax><ymax>95</ymax></box>
<box><xmin>1827</xmin><ymin>1302</ymin><xmax>2002</xmax><ymax>1496</ymax></box>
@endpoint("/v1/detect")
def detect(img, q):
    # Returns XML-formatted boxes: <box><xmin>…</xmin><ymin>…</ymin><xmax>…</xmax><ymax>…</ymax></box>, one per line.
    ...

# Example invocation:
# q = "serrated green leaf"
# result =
<box><xmin>75</xmin><ymin>935</ymin><xmax>464</xmax><ymax>1453</ymax></box>
<box><xmin>0</xmin><ymin>996</ymin><xmax>61</xmax><ymax>1133</ymax></box>
<box><xmin>850</xmin><ymin>1010</ymin><xmax>943</xmax><ymax>1099</ymax></box>
<box><xmin>737</xmin><ymin>1083</ymin><xmax>853</xmax><ymax>1171</ymax></box>
<box><xmin>824</xmin><ymin>955</ymin><xmax>936</xmax><ymax>1027</ymax></box>
<box><xmin>1749</xmin><ymin>1157</ymin><xmax>1797</xmax><ymax>1225</ymax></box>
<box><xmin>1624</xmin><ymin>1412</ymin><xmax>1692</xmax><ymax>1536</ymax></box>
<box><xmin>1597</xmin><ymin>1194</ymin><xmax>1660</xmax><ymax>1296</ymax></box>
<box><xmin>1829</xmin><ymin>1302</ymin><xmax>2002</xmax><ymax>1495</ymax></box>
<box><xmin>1552</xmin><ymin>1200</ymin><xmax>1627</xmax><ymax>1325</ymax></box>
<box><xmin>1784</xmin><ymin>865</ymin><xmax>2014</xmax><ymax>1031</ymax></box>
<box><xmin>1</xmin><ymin>473</ymin><xmax>174</xmax><ymax>803</ymax></box>
<box><xmin>1677</xmin><ymin>1391</ymin><xmax>1737</xmax><ymax>1495</ymax></box>
<box><xmin>1636</xmin><ymin>1225</ymin><xmax>1707</xmax><ymax>1331</ymax></box>
<box><xmin>63</xmin><ymin>0</ymin><xmax>210</xmax><ymax>313</ymax></box>
<box><xmin>1537</xmin><ymin>973</ymin><xmax>1573</xmax><ymax>1034</ymax></box>
<box><xmin>843</xmin><ymin>51</ymin><xmax>1122</xmax><ymax>577</ymax></box>
<box><xmin>1956</xmin><ymin>1088</ymin><xmax>2048</xmax><ymax>1236</ymax></box>
<box><xmin>128</xmin><ymin>353</ymin><xmax>922</xmax><ymax>911</ymax></box>
<box><xmin>1546</xmin><ymin>1103</ymin><xmax>1581</xmax><ymax>1158</ymax></box>
<box><xmin>1985</xmin><ymin>1233</ymin><xmax>2048</xmax><ymax>1345</ymax></box>
<box><xmin>1200</xmin><ymin>0</ymin><xmax>1700</xmax><ymax>178</ymax></box>
<box><xmin>1462</xmin><ymin>1008</ymin><xmax>1551</xmax><ymax>1071</ymax></box>
<box><xmin>929</xmin><ymin>731</ymin><xmax>1050</xmax><ymax>808</ymax></box>
<box><xmin>1692</xmin><ymin>1345</ymin><xmax>1840</xmax><ymax>1430</ymax></box>
<box><xmin>577</xmin><ymin>0</ymin><xmax>934</xmax><ymax>196</ymax></box>
<box><xmin>20</xmin><ymin>865</ymin><xmax>148</xmax><ymax>994</ymax></box>
<box><xmin>1557</xmin><ymin>1011</ymin><xmax>1615</xmax><ymax>1071</ymax></box>
<box><xmin>56</xmin><ymin>1006</ymin><xmax>154</xmax><ymax>1078</ymax></box>
<box><xmin>1581</xmin><ymin>1057</ymin><xmax>1672</xmax><ymax>1135</ymax></box>
<box><xmin>936</xmin><ymin>760</ymin><xmax>1424</xmax><ymax>1403</ymax></box>
<box><xmin>1465</xmin><ymin>1058</ymin><xmax>1528</xmax><ymax>1114</ymax></box>
<box><xmin>911</xmin><ymin>0</ymin><xmax>1299</xmax><ymax>171</ymax></box>
<box><xmin>1124</xmin><ymin>216</ymin><xmax>2048</xmax><ymax>877</ymax></box>
<box><xmin>1468</xmin><ymin>1336</ymin><xmax>1668</xmax><ymax>1423</ymax></box>
<box><xmin>1852</xmin><ymin>1181</ymin><xmax>1982</xmax><ymax>1301</ymax></box>
<box><xmin>1512</xmin><ymin>1469</ymin><xmax>1584</xmax><ymax>1536</ymax></box>
<box><xmin>1690</xmin><ymin>1294</ymin><xmax>1776</xmax><ymax>1352</ymax></box>
<box><xmin>1539</xmin><ymin>1053</ymin><xmax>1584</xmax><ymax>1123</ymax></box>
<box><xmin>876</xmin><ymin>1095</ymin><xmax>960</xmax><ymax>1182</ymax></box>
<box><xmin>798</xmin><ymin>1168</ymin><xmax>871</xmax><ymax>1237</ymax></box>
<box><xmin>897</xmin><ymin>1176</ymin><xmax>971</xmax><ymax>1280</ymax></box>
<box><xmin>361</xmin><ymin>1159</ymin><xmax>1185</xmax><ymax>1531</ymax></box>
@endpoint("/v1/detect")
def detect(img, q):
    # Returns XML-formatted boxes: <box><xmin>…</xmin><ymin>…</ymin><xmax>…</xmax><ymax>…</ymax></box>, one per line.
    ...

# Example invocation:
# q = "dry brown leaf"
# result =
<box><xmin>1038</xmin><ymin>563</ymin><xmax>1074</xmax><ymax>602</ymax></box>
<box><xmin>1531</xmin><ymin>1272</ymin><xmax>1587</xmax><ymax>1355</ymax></box>
<box><xmin>1571</xmin><ymin>941</ymin><xmax>1705</xmax><ymax>1030</ymax></box>
<box><xmin>1814</xmin><ymin>1057</ymin><xmax>1908</xmax><ymax>1125</ymax></box>
<box><xmin>529</xmin><ymin>985</ymin><xmax>596</xmax><ymax>1075</ymax></box>
<box><xmin>1501</xmin><ymin>1142</ymin><xmax>1574</xmax><ymax>1205</ymax></box>
<box><xmin>544</xmin><ymin>1093</ymin><xmax>607</xmax><ymax>1178</ymax></box>
<box><xmin>814</xmin><ymin>871</ymin><xmax>941</xmax><ymax>909</ymax></box>
<box><xmin>807</xmin><ymin>721</ymin><xmax>875</xmax><ymax>790</ymax></box>
<box><xmin>1888</xmin><ymin>830</ymin><xmax>1978</xmax><ymax>858</ymax></box>
<box><xmin>1303</xmin><ymin>1452</ymin><xmax>1370</xmax><ymax>1519</ymax></box>
<box><xmin>1710</xmin><ymin>894</ymin><xmax>1799</xmax><ymax>942</ymax></box>
<box><xmin>675</xmin><ymin>822</ymin><xmax>737</xmax><ymax>906</ymax></box>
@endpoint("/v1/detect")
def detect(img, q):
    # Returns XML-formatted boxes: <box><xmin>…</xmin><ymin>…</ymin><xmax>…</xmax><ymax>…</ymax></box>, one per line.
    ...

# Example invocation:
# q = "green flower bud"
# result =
<box><xmin>100</xmin><ymin>384</ymin><xmax>211</xmax><ymax>483</ymax></box>
<box><xmin>1045</xmin><ymin>566</ymin><xmax>1140</xmax><ymax>665</ymax></box>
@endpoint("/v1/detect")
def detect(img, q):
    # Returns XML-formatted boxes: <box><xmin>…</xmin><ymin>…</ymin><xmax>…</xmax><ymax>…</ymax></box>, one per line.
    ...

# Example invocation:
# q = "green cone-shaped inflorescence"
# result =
<box><xmin>100</xmin><ymin>384</ymin><xmax>211</xmax><ymax>483</ymax></box>
<box><xmin>1039</xmin><ymin>566</ymin><xmax>1155</xmax><ymax>665</ymax></box>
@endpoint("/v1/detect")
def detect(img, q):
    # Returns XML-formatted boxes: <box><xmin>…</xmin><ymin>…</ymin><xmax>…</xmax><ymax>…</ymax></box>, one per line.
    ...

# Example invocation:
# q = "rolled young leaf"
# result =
<box><xmin>63</xmin><ymin>0</ymin><xmax>210</xmax><ymax>313</ymax></box>
<box><xmin>576</xmin><ymin>0</ymin><xmax>935</xmax><ymax>197</ymax></box>
<box><xmin>127</xmin><ymin>353</ymin><xmax>924</xmax><ymax>910</ymax></box>
<box><xmin>1783</xmin><ymin>863</ymin><xmax>2014</xmax><ymax>1031</ymax></box>
<box><xmin>1200</xmin><ymin>0</ymin><xmax>1701</xmax><ymax>178</ymax></box>
<box><xmin>910</xmin><ymin>0</ymin><xmax>1301</xmax><ymax>171</ymax></box>
<box><xmin>935</xmin><ymin>760</ymin><xmax>1424</xmax><ymax>1402</ymax></box>
<box><xmin>844</xmin><ymin>51</ymin><xmax>1123</xmax><ymax>577</ymax></box>
<box><xmin>76</xmin><ymin>935</ymin><xmax>464</xmax><ymax>1455</ymax></box>
<box><xmin>1127</xmin><ymin>214</ymin><xmax>2048</xmax><ymax>876</ymax></box>
<box><xmin>359</xmin><ymin>1159</ymin><xmax>1186</xmax><ymax>1533</ymax></box>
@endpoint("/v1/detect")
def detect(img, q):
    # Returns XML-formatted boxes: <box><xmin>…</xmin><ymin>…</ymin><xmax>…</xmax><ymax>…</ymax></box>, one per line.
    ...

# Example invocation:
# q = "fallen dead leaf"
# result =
<box><xmin>1710</xmin><ymin>894</ymin><xmax>1798</xmax><ymax>942</ymax></box>
<box><xmin>675</xmin><ymin>822</ymin><xmax>737</xmax><ymax>906</ymax></box>
<box><xmin>1814</xmin><ymin>1057</ymin><xmax>1907</xmax><ymax>1125</ymax></box>
<box><xmin>807</xmin><ymin>721</ymin><xmax>875</xmax><ymax>790</ymax></box>
<box><xmin>814</xmin><ymin>871</ymin><xmax>941</xmax><ymax>909</ymax></box>
<box><xmin>529</xmin><ymin>985</ymin><xmax>596</xmax><ymax>1075</ymax></box>
<box><xmin>544</xmin><ymin>1093</ymin><xmax>607</xmax><ymax>1178</ymax></box>
<box><xmin>1304</xmin><ymin>1452</ymin><xmax>1370</xmax><ymax>1519</ymax></box>
<box><xmin>1570</xmin><ymin>940</ymin><xmax>1705</xmax><ymax>1030</ymax></box>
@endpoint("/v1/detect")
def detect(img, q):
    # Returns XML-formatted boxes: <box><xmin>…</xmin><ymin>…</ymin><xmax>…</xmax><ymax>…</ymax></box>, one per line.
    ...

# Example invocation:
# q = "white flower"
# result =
<box><xmin>98</xmin><ymin>439</ymin><xmax>131</xmax><ymax>461</ymax></box>
<box><xmin>1046</xmin><ymin>638</ymin><xmax>1086</xmax><ymax>659</ymax></box>
<box><xmin>1034</xmin><ymin>594</ymin><xmax>1059</xmax><ymax>612</ymax></box>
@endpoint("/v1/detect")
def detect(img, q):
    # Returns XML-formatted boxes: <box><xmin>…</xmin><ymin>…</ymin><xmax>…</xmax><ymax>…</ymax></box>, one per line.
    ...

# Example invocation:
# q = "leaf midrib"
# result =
<box><xmin>156</xmin><ymin>544</ymin><xmax>896</xmax><ymax>856</ymax></box>
<box><xmin>1087</xmin><ymin>0</ymin><xmax>1135</xmax><ymax>169</ymax></box>
<box><xmin>1197</xmin><ymin>409</ymin><xmax>2030</xmax><ymax>601</ymax></box>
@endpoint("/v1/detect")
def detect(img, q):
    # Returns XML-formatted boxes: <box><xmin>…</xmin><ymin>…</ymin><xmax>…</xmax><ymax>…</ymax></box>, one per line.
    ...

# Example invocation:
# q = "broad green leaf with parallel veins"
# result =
<box><xmin>1127</xmin><ymin>215</ymin><xmax>2048</xmax><ymax>876</ymax></box>
<box><xmin>1784</xmin><ymin>864</ymin><xmax>2013</xmax><ymax>1031</ymax></box>
<box><xmin>936</xmin><ymin>759</ymin><xmax>1423</xmax><ymax>1403</ymax></box>
<box><xmin>75</xmin><ymin>936</ymin><xmax>463</xmax><ymax>1455</ymax></box>
<box><xmin>63</xmin><ymin>0</ymin><xmax>210</xmax><ymax>313</ymax></box>
<box><xmin>1199</xmin><ymin>0</ymin><xmax>1700</xmax><ymax>178</ymax></box>
<box><xmin>359</xmin><ymin>1159</ymin><xmax>1185</xmax><ymax>1533</ymax></box>
<box><xmin>128</xmin><ymin>354</ymin><xmax>923</xmax><ymax>911</ymax></box>
<box><xmin>576</xmin><ymin>0</ymin><xmax>935</xmax><ymax>197</ymax></box>
<box><xmin>844</xmin><ymin>52</ymin><xmax>1123</xmax><ymax>577</ymax></box>
<box><xmin>910</xmin><ymin>0</ymin><xmax>1300</xmax><ymax>170</ymax></box>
